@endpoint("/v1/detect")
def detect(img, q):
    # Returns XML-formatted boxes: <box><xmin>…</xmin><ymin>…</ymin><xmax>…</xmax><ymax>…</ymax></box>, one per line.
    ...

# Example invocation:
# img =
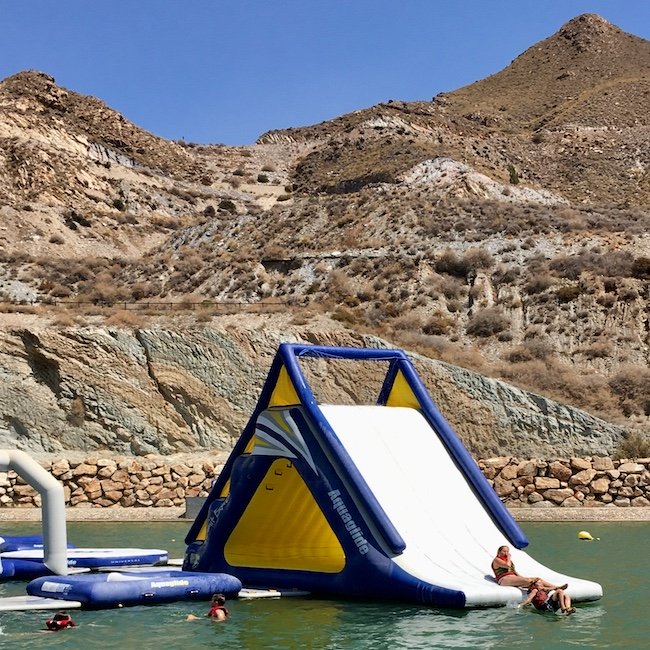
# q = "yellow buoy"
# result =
<box><xmin>578</xmin><ymin>530</ymin><xmax>594</xmax><ymax>541</ymax></box>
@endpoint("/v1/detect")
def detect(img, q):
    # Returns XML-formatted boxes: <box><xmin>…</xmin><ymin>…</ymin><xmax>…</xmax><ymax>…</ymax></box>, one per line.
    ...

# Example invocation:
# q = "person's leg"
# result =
<box><xmin>498</xmin><ymin>575</ymin><xmax>534</xmax><ymax>588</ymax></box>
<box><xmin>554</xmin><ymin>590</ymin><xmax>568</xmax><ymax>610</ymax></box>
<box><xmin>563</xmin><ymin>593</ymin><xmax>575</xmax><ymax>614</ymax></box>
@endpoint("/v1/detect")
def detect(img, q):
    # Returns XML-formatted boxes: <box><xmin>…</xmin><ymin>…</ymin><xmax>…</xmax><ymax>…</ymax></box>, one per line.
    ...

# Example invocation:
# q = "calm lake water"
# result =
<box><xmin>0</xmin><ymin>520</ymin><xmax>647</xmax><ymax>649</ymax></box>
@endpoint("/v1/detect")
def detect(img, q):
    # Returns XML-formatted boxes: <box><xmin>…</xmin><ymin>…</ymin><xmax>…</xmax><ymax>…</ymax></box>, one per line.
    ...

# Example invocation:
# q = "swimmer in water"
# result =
<box><xmin>45</xmin><ymin>611</ymin><xmax>76</xmax><ymax>631</ymax></box>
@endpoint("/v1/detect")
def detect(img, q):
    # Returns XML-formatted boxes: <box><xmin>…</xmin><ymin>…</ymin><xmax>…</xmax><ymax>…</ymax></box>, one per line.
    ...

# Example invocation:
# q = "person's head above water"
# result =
<box><xmin>45</xmin><ymin>611</ymin><xmax>75</xmax><ymax>631</ymax></box>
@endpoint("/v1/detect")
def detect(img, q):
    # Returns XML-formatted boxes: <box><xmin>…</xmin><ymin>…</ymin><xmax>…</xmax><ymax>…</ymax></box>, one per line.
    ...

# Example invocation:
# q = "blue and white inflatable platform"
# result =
<box><xmin>26</xmin><ymin>569</ymin><xmax>242</xmax><ymax>608</ymax></box>
<box><xmin>1</xmin><ymin>548</ymin><xmax>168</xmax><ymax>580</ymax></box>
<box><xmin>0</xmin><ymin>535</ymin><xmax>73</xmax><ymax>552</ymax></box>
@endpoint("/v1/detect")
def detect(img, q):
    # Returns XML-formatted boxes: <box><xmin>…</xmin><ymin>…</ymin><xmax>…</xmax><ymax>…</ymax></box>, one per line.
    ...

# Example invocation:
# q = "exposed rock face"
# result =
<box><xmin>411</xmin><ymin>358</ymin><xmax>622</xmax><ymax>458</ymax></box>
<box><xmin>0</xmin><ymin>317</ymin><xmax>623</xmax><ymax>460</ymax></box>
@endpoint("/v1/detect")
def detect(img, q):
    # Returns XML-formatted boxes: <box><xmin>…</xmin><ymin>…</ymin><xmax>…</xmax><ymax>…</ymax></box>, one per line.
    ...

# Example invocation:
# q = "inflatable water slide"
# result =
<box><xmin>184</xmin><ymin>344</ymin><xmax>602</xmax><ymax>608</ymax></box>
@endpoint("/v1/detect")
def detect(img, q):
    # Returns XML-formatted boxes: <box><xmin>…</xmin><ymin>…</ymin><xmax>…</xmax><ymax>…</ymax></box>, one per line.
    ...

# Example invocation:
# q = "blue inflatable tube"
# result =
<box><xmin>26</xmin><ymin>570</ymin><xmax>242</xmax><ymax>608</ymax></box>
<box><xmin>0</xmin><ymin>557</ymin><xmax>53</xmax><ymax>580</ymax></box>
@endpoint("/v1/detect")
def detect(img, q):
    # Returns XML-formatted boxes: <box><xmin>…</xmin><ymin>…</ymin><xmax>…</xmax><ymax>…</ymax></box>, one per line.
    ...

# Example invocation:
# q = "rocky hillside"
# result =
<box><xmin>0</xmin><ymin>313</ymin><xmax>623</xmax><ymax>460</ymax></box>
<box><xmin>0</xmin><ymin>13</ymin><xmax>648</xmax><ymax>458</ymax></box>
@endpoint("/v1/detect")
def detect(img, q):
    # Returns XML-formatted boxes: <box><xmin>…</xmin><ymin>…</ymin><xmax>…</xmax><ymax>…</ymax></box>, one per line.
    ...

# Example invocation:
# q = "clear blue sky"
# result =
<box><xmin>1</xmin><ymin>1</ymin><xmax>649</xmax><ymax>146</ymax></box>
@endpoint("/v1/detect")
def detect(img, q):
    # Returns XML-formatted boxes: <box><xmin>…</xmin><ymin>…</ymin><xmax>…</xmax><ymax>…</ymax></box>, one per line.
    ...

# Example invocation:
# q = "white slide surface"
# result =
<box><xmin>321</xmin><ymin>405</ymin><xmax>602</xmax><ymax>607</ymax></box>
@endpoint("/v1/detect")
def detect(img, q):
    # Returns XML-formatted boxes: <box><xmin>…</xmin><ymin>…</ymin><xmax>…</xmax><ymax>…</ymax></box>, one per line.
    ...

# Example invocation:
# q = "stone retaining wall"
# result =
<box><xmin>0</xmin><ymin>456</ymin><xmax>223</xmax><ymax>509</ymax></box>
<box><xmin>0</xmin><ymin>455</ymin><xmax>649</xmax><ymax>509</ymax></box>
<box><xmin>480</xmin><ymin>456</ymin><xmax>650</xmax><ymax>508</ymax></box>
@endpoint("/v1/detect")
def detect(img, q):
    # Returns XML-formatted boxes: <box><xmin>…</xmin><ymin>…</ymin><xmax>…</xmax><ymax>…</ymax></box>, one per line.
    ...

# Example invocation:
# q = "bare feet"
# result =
<box><xmin>557</xmin><ymin>583</ymin><xmax>568</xmax><ymax>590</ymax></box>
<box><xmin>564</xmin><ymin>607</ymin><xmax>576</xmax><ymax>615</ymax></box>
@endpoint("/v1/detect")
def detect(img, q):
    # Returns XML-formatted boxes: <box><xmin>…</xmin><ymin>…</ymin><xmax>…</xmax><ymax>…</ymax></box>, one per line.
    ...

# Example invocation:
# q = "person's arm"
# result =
<box><xmin>493</xmin><ymin>556</ymin><xmax>518</xmax><ymax>573</ymax></box>
<box><xmin>492</xmin><ymin>556</ymin><xmax>508</xmax><ymax>569</ymax></box>
<box><xmin>519</xmin><ymin>589</ymin><xmax>537</xmax><ymax>608</ymax></box>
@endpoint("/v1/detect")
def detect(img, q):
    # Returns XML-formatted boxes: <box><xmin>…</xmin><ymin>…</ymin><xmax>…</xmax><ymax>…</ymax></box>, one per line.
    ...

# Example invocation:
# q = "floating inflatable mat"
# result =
<box><xmin>27</xmin><ymin>570</ymin><xmax>242</xmax><ymax>608</ymax></box>
<box><xmin>0</xmin><ymin>595</ymin><xmax>83</xmax><ymax>611</ymax></box>
<box><xmin>0</xmin><ymin>548</ymin><xmax>168</xmax><ymax>580</ymax></box>
<box><xmin>1</xmin><ymin>535</ymin><xmax>45</xmax><ymax>552</ymax></box>
<box><xmin>0</xmin><ymin>535</ymin><xmax>76</xmax><ymax>552</ymax></box>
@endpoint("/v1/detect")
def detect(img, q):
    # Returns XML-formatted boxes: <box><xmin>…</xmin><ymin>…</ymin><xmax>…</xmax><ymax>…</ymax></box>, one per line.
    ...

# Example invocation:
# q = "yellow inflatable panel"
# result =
<box><xmin>225</xmin><ymin>459</ymin><xmax>345</xmax><ymax>572</ymax></box>
<box><xmin>269</xmin><ymin>366</ymin><xmax>300</xmax><ymax>406</ymax></box>
<box><xmin>385</xmin><ymin>369</ymin><xmax>421</xmax><ymax>409</ymax></box>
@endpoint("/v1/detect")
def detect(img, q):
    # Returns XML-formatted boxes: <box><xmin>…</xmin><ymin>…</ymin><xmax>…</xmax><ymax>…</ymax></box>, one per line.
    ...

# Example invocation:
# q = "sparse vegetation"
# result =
<box><xmin>614</xmin><ymin>429</ymin><xmax>650</xmax><ymax>459</ymax></box>
<box><xmin>466</xmin><ymin>307</ymin><xmax>509</xmax><ymax>337</ymax></box>
<box><xmin>1</xmin><ymin>37</ymin><xmax>649</xmax><ymax>451</ymax></box>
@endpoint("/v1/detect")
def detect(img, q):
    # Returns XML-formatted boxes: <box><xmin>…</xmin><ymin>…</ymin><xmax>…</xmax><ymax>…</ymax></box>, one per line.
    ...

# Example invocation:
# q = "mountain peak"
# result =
<box><xmin>436</xmin><ymin>13</ymin><xmax>650</xmax><ymax>129</ymax></box>
<box><xmin>561</xmin><ymin>12</ymin><xmax>612</xmax><ymax>32</ymax></box>
<box><xmin>558</xmin><ymin>13</ymin><xmax>625</xmax><ymax>53</ymax></box>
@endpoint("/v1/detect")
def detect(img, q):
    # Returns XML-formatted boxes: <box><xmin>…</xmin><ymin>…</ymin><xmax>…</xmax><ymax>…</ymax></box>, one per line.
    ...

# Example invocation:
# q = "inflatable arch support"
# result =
<box><xmin>0</xmin><ymin>449</ymin><xmax>68</xmax><ymax>576</ymax></box>
<box><xmin>184</xmin><ymin>344</ymin><xmax>602</xmax><ymax>607</ymax></box>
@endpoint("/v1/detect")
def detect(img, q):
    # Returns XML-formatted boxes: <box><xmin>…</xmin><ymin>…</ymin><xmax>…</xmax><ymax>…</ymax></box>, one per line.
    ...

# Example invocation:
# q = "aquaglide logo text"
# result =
<box><xmin>328</xmin><ymin>489</ymin><xmax>369</xmax><ymax>555</ymax></box>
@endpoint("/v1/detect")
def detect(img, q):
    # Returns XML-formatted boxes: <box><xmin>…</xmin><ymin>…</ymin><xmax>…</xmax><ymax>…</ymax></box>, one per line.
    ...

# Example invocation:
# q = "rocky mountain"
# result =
<box><xmin>0</xmin><ymin>14</ymin><xmax>648</xmax><ymax>459</ymax></box>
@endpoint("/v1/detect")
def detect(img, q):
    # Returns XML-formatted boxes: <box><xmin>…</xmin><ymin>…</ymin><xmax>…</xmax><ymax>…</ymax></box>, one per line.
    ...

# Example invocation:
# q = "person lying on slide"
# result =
<box><xmin>492</xmin><ymin>546</ymin><xmax>567</xmax><ymax>590</ymax></box>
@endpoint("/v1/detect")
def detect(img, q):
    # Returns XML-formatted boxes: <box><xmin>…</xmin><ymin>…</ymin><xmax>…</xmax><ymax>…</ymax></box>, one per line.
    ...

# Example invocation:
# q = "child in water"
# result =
<box><xmin>186</xmin><ymin>593</ymin><xmax>230</xmax><ymax>622</ymax></box>
<box><xmin>207</xmin><ymin>593</ymin><xmax>230</xmax><ymax>621</ymax></box>
<box><xmin>45</xmin><ymin>611</ymin><xmax>76</xmax><ymax>631</ymax></box>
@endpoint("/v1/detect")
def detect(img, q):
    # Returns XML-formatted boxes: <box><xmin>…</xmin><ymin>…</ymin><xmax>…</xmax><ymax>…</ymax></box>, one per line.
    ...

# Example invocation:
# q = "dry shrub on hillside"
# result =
<box><xmin>436</xmin><ymin>344</ymin><xmax>489</xmax><ymax>374</ymax></box>
<box><xmin>330</xmin><ymin>305</ymin><xmax>359</xmax><ymax>326</ymax></box>
<box><xmin>431</xmin><ymin>275</ymin><xmax>466</xmax><ymax>300</ymax></box>
<box><xmin>51</xmin><ymin>312</ymin><xmax>76</xmax><ymax>327</ymax></box>
<box><xmin>174</xmin><ymin>250</ymin><xmax>204</xmax><ymax>278</ymax></box>
<box><xmin>609</xmin><ymin>366</ymin><xmax>650</xmax><ymax>417</ymax></box>
<box><xmin>78</xmin><ymin>272</ymin><xmax>131</xmax><ymax>304</ymax></box>
<box><xmin>550</xmin><ymin>250</ymin><xmax>634</xmax><ymax>280</ymax></box>
<box><xmin>422</xmin><ymin>311</ymin><xmax>455</xmax><ymax>335</ymax></box>
<box><xmin>104</xmin><ymin>309</ymin><xmax>147</xmax><ymax>328</ymax></box>
<box><xmin>466</xmin><ymin>307</ymin><xmax>509</xmax><ymax>337</ymax></box>
<box><xmin>555</xmin><ymin>285</ymin><xmax>582</xmax><ymax>303</ymax></box>
<box><xmin>492</xmin><ymin>264</ymin><xmax>520</xmax><ymax>286</ymax></box>
<box><xmin>614</xmin><ymin>429</ymin><xmax>650</xmax><ymax>459</ymax></box>
<box><xmin>397</xmin><ymin>332</ymin><xmax>451</xmax><ymax>361</ymax></box>
<box><xmin>631</xmin><ymin>256</ymin><xmax>650</xmax><ymax>279</ymax></box>
<box><xmin>494</xmin><ymin>355</ymin><xmax>620</xmax><ymax>418</ymax></box>
<box><xmin>0</xmin><ymin>303</ymin><xmax>40</xmax><ymax>314</ymax></box>
<box><xmin>326</xmin><ymin>269</ymin><xmax>353</xmax><ymax>302</ymax></box>
<box><xmin>49</xmin><ymin>283</ymin><xmax>72</xmax><ymax>298</ymax></box>
<box><xmin>391</xmin><ymin>313</ymin><xmax>423</xmax><ymax>332</ymax></box>
<box><xmin>523</xmin><ymin>272</ymin><xmax>553</xmax><ymax>295</ymax></box>
<box><xmin>463</xmin><ymin>247</ymin><xmax>495</xmax><ymax>272</ymax></box>
<box><xmin>504</xmin><ymin>338</ymin><xmax>554</xmax><ymax>363</ymax></box>
<box><xmin>151</xmin><ymin>214</ymin><xmax>179</xmax><ymax>230</ymax></box>
<box><xmin>578</xmin><ymin>339</ymin><xmax>613</xmax><ymax>360</ymax></box>
<box><xmin>434</xmin><ymin>249</ymin><xmax>469</xmax><ymax>278</ymax></box>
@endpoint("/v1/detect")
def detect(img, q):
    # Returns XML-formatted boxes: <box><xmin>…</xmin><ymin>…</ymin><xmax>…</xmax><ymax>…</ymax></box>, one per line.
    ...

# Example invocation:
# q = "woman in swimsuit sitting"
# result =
<box><xmin>492</xmin><ymin>546</ymin><xmax>567</xmax><ymax>591</ymax></box>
